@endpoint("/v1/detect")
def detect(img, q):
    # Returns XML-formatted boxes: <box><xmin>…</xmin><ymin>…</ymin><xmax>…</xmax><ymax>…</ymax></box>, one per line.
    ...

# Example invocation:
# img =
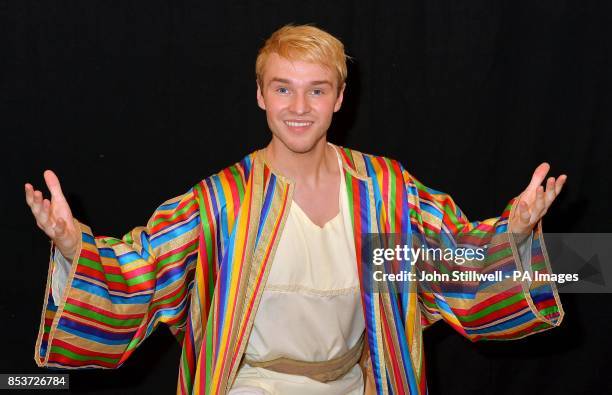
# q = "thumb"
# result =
<box><xmin>44</xmin><ymin>170</ymin><xmax>66</xmax><ymax>200</ymax></box>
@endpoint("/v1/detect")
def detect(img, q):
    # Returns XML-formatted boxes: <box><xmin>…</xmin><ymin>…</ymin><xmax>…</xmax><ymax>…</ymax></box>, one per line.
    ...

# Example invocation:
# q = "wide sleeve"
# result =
<box><xmin>35</xmin><ymin>188</ymin><xmax>202</xmax><ymax>368</ymax></box>
<box><xmin>403</xmin><ymin>167</ymin><xmax>564</xmax><ymax>341</ymax></box>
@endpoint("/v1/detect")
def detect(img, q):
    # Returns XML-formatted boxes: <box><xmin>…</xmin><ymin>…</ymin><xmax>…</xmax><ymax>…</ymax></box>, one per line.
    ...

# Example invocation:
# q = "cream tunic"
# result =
<box><xmin>229</xmin><ymin>147</ymin><xmax>365</xmax><ymax>395</ymax></box>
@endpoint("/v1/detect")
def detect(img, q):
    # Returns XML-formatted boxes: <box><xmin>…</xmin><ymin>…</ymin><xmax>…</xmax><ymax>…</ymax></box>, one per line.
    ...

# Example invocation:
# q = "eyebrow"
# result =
<box><xmin>268</xmin><ymin>78</ymin><xmax>333</xmax><ymax>87</ymax></box>
<box><xmin>309</xmin><ymin>80</ymin><xmax>333</xmax><ymax>87</ymax></box>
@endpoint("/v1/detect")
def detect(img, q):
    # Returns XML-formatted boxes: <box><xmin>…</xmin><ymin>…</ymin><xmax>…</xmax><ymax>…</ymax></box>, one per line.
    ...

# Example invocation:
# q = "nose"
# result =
<box><xmin>288</xmin><ymin>92</ymin><xmax>311</xmax><ymax>115</ymax></box>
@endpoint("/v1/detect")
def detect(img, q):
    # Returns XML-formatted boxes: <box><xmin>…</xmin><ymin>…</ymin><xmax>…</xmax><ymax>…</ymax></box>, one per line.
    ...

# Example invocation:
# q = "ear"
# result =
<box><xmin>333</xmin><ymin>83</ymin><xmax>346</xmax><ymax>112</ymax></box>
<box><xmin>257</xmin><ymin>81</ymin><xmax>266</xmax><ymax>110</ymax></box>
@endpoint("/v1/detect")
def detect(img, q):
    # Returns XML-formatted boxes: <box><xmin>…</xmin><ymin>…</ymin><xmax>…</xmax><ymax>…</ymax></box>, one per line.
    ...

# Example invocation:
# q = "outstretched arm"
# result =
<box><xmin>26</xmin><ymin>171</ymin><xmax>203</xmax><ymax>368</ymax></box>
<box><xmin>403</xmin><ymin>163</ymin><xmax>567</xmax><ymax>341</ymax></box>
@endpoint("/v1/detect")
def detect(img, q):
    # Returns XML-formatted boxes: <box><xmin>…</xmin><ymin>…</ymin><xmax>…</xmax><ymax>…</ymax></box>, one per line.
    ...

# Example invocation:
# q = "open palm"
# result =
<box><xmin>25</xmin><ymin>170</ymin><xmax>79</xmax><ymax>260</ymax></box>
<box><xmin>509</xmin><ymin>162</ymin><xmax>567</xmax><ymax>236</ymax></box>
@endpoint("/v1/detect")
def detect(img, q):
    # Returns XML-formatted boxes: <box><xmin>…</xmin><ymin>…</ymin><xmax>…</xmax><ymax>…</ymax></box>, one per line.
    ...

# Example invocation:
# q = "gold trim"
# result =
<box><xmin>35</xmin><ymin>218</ymin><xmax>84</xmax><ymax>367</ymax></box>
<box><xmin>258</xmin><ymin>143</ymin><xmax>371</xmax><ymax>183</ymax></box>
<box><xmin>224</xmin><ymin>152</ymin><xmax>296</xmax><ymax>393</ymax></box>
<box><xmin>507</xmin><ymin>199</ymin><xmax>564</xmax><ymax>327</ymax></box>
<box><xmin>347</xmin><ymin>147</ymin><xmax>370</xmax><ymax>180</ymax></box>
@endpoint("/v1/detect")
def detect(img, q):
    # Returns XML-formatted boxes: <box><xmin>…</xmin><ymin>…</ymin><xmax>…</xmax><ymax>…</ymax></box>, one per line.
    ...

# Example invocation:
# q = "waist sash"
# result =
<box><xmin>242</xmin><ymin>332</ymin><xmax>365</xmax><ymax>383</ymax></box>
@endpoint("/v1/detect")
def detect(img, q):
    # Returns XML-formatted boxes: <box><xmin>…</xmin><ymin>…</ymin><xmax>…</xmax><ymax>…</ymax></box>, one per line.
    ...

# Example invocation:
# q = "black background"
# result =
<box><xmin>2</xmin><ymin>1</ymin><xmax>611</xmax><ymax>394</ymax></box>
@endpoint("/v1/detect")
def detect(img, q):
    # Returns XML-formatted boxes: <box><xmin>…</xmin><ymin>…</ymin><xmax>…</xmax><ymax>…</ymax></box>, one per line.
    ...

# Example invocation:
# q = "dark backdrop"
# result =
<box><xmin>2</xmin><ymin>1</ymin><xmax>611</xmax><ymax>394</ymax></box>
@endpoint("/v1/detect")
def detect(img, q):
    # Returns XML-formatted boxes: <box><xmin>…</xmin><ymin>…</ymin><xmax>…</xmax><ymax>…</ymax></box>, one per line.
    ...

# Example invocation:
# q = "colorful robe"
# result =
<box><xmin>35</xmin><ymin>145</ymin><xmax>564</xmax><ymax>395</ymax></box>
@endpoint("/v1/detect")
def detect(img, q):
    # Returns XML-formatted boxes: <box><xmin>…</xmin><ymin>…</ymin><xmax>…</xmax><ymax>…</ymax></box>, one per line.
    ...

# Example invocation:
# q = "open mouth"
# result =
<box><xmin>284</xmin><ymin>120</ymin><xmax>314</xmax><ymax>129</ymax></box>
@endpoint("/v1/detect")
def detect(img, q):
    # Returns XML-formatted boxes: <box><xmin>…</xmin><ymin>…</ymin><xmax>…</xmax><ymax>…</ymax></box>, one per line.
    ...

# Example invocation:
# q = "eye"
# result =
<box><xmin>311</xmin><ymin>89</ymin><xmax>324</xmax><ymax>96</ymax></box>
<box><xmin>276</xmin><ymin>87</ymin><xmax>290</xmax><ymax>94</ymax></box>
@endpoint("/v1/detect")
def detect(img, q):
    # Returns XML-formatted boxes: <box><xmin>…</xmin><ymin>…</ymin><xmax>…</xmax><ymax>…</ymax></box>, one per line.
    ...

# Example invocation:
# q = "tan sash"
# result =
<box><xmin>242</xmin><ymin>333</ymin><xmax>365</xmax><ymax>383</ymax></box>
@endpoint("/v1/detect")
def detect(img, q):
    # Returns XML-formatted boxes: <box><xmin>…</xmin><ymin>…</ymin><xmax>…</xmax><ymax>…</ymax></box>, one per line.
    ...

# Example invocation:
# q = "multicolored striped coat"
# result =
<box><xmin>35</xmin><ymin>145</ymin><xmax>564</xmax><ymax>394</ymax></box>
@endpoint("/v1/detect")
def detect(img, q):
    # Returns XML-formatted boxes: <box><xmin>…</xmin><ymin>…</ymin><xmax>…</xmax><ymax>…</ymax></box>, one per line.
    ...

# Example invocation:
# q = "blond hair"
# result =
<box><xmin>256</xmin><ymin>24</ymin><xmax>349</xmax><ymax>90</ymax></box>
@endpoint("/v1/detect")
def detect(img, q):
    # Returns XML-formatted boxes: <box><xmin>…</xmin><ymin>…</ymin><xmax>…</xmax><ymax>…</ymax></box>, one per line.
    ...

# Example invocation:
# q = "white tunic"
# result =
<box><xmin>229</xmin><ymin>147</ymin><xmax>365</xmax><ymax>395</ymax></box>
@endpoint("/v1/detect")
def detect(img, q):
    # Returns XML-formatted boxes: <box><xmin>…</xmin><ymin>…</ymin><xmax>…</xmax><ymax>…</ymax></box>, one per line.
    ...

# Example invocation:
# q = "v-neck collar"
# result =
<box><xmin>256</xmin><ymin>142</ymin><xmax>371</xmax><ymax>184</ymax></box>
<box><xmin>288</xmin><ymin>143</ymin><xmax>345</xmax><ymax>229</ymax></box>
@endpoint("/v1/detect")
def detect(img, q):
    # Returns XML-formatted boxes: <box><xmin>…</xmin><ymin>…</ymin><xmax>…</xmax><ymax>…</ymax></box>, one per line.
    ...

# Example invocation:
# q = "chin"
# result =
<box><xmin>282</xmin><ymin>140</ymin><xmax>316</xmax><ymax>154</ymax></box>
<box><xmin>277</xmin><ymin>134</ymin><xmax>324</xmax><ymax>154</ymax></box>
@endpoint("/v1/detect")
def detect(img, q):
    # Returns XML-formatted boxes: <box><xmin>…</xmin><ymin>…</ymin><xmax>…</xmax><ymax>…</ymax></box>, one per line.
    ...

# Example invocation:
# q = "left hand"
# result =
<box><xmin>509</xmin><ymin>162</ymin><xmax>567</xmax><ymax>236</ymax></box>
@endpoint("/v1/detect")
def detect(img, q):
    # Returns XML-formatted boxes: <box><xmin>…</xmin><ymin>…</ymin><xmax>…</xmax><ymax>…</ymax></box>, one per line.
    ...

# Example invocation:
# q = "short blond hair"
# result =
<box><xmin>256</xmin><ymin>24</ymin><xmax>349</xmax><ymax>90</ymax></box>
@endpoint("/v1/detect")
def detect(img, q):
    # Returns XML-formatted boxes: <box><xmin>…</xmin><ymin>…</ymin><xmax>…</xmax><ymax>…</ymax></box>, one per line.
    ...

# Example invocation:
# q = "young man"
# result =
<box><xmin>26</xmin><ymin>25</ymin><xmax>567</xmax><ymax>395</ymax></box>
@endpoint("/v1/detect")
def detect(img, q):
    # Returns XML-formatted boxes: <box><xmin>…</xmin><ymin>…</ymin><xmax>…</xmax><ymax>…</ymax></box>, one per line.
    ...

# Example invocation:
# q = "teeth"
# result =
<box><xmin>285</xmin><ymin>121</ymin><xmax>312</xmax><ymax>127</ymax></box>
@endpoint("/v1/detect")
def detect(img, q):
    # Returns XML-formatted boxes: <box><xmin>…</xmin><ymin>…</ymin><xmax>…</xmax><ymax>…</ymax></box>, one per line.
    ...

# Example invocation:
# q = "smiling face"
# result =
<box><xmin>257</xmin><ymin>53</ymin><xmax>345</xmax><ymax>154</ymax></box>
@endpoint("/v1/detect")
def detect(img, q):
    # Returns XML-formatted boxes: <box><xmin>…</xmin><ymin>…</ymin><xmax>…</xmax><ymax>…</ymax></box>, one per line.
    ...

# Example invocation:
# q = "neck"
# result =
<box><xmin>263</xmin><ymin>137</ymin><xmax>337</xmax><ymax>186</ymax></box>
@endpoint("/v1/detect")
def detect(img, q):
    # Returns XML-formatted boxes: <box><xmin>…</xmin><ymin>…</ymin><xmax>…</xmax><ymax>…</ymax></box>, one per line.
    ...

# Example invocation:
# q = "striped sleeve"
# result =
<box><xmin>35</xmin><ymin>188</ymin><xmax>200</xmax><ymax>368</ymax></box>
<box><xmin>406</xmin><ymin>170</ymin><xmax>564</xmax><ymax>341</ymax></box>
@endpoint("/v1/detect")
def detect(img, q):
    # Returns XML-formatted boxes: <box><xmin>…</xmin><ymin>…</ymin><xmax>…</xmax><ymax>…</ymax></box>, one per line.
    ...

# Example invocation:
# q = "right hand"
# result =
<box><xmin>25</xmin><ymin>170</ymin><xmax>79</xmax><ymax>261</ymax></box>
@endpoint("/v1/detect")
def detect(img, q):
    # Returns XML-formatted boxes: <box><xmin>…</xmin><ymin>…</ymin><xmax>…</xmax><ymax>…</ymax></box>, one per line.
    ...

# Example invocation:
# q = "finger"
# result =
<box><xmin>534</xmin><ymin>186</ymin><xmax>546</xmax><ymax>217</ymax></box>
<box><xmin>37</xmin><ymin>199</ymin><xmax>52</xmax><ymax>229</ymax></box>
<box><xmin>526</xmin><ymin>162</ymin><xmax>550</xmax><ymax>192</ymax></box>
<box><xmin>555</xmin><ymin>174</ymin><xmax>567</xmax><ymax>195</ymax></box>
<box><xmin>25</xmin><ymin>184</ymin><xmax>35</xmax><ymax>206</ymax></box>
<box><xmin>544</xmin><ymin>177</ymin><xmax>556</xmax><ymax>206</ymax></box>
<box><xmin>33</xmin><ymin>190</ymin><xmax>43</xmax><ymax>204</ymax></box>
<box><xmin>31</xmin><ymin>190</ymin><xmax>44</xmax><ymax>216</ymax></box>
<box><xmin>44</xmin><ymin>170</ymin><xmax>65</xmax><ymax>200</ymax></box>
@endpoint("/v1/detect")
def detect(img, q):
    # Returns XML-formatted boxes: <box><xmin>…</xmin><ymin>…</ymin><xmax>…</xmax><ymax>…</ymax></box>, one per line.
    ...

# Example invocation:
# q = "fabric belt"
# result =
<box><xmin>242</xmin><ymin>332</ymin><xmax>365</xmax><ymax>383</ymax></box>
